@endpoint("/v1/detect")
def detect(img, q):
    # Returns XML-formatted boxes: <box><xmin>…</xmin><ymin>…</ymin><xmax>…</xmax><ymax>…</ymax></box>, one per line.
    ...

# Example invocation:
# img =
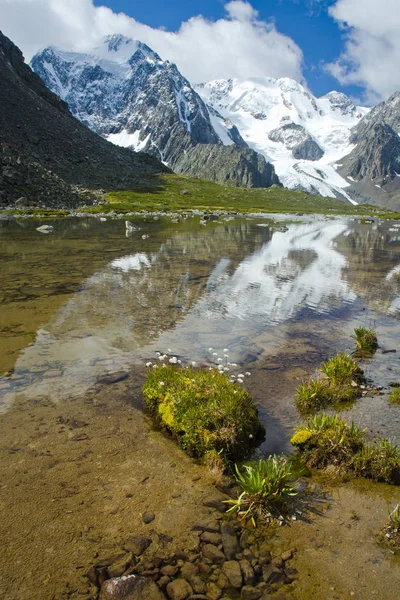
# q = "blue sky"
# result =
<box><xmin>93</xmin><ymin>0</ymin><xmax>355</xmax><ymax>99</ymax></box>
<box><xmin>1</xmin><ymin>0</ymin><xmax>398</xmax><ymax>104</ymax></box>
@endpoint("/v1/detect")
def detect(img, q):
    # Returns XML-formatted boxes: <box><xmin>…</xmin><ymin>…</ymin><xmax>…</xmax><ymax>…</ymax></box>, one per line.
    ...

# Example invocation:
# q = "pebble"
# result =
<box><xmin>143</xmin><ymin>512</ymin><xmax>155</xmax><ymax>524</ymax></box>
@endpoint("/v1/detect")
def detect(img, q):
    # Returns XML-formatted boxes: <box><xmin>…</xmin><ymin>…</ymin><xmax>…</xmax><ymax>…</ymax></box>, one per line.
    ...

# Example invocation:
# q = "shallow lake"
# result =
<box><xmin>1</xmin><ymin>213</ymin><xmax>400</xmax><ymax>451</ymax></box>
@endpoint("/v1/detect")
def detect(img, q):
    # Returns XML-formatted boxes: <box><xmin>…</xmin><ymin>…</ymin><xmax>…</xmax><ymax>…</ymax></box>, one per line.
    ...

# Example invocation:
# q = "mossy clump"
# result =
<box><xmin>351</xmin><ymin>326</ymin><xmax>378</xmax><ymax>358</ymax></box>
<box><xmin>290</xmin><ymin>430</ymin><xmax>314</xmax><ymax>447</ymax></box>
<box><xmin>389</xmin><ymin>388</ymin><xmax>400</xmax><ymax>405</ymax></box>
<box><xmin>143</xmin><ymin>364</ymin><xmax>265</xmax><ymax>461</ymax></box>
<box><xmin>291</xmin><ymin>413</ymin><xmax>400</xmax><ymax>483</ymax></box>
<box><xmin>295</xmin><ymin>353</ymin><xmax>364</xmax><ymax>413</ymax></box>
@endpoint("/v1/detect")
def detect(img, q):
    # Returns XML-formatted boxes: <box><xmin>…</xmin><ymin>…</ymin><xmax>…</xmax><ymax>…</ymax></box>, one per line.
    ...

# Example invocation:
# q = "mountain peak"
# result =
<box><xmin>104</xmin><ymin>33</ymin><xmax>132</xmax><ymax>52</ymax></box>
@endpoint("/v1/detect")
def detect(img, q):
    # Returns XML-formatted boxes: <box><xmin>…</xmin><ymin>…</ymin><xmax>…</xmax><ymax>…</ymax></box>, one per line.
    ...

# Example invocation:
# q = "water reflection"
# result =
<box><xmin>1</xmin><ymin>217</ymin><xmax>400</xmax><ymax>427</ymax></box>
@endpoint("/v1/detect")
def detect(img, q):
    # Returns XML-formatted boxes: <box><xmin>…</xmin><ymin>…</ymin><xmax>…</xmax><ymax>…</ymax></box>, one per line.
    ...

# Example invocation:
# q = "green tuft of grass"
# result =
<box><xmin>142</xmin><ymin>364</ymin><xmax>265</xmax><ymax>461</ymax></box>
<box><xmin>225</xmin><ymin>457</ymin><xmax>297</xmax><ymax>525</ymax></box>
<box><xmin>291</xmin><ymin>413</ymin><xmax>400</xmax><ymax>483</ymax></box>
<box><xmin>351</xmin><ymin>326</ymin><xmax>378</xmax><ymax>358</ymax></box>
<box><xmin>352</xmin><ymin>440</ymin><xmax>400</xmax><ymax>483</ymax></box>
<box><xmin>320</xmin><ymin>353</ymin><xmax>362</xmax><ymax>385</ymax></box>
<box><xmin>389</xmin><ymin>388</ymin><xmax>400</xmax><ymax>405</ymax></box>
<box><xmin>295</xmin><ymin>353</ymin><xmax>363</xmax><ymax>413</ymax></box>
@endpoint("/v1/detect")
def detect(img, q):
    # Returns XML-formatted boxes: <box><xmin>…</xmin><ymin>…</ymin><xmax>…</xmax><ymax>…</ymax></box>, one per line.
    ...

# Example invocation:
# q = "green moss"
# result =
<box><xmin>290</xmin><ymin>430</ymin><xmax>313</xmax><ymax>446</ymax></box>
<box><xmin>143</xmin><ymin>364</ymin><xmax>265</xmax><ymax>461</ymax></box>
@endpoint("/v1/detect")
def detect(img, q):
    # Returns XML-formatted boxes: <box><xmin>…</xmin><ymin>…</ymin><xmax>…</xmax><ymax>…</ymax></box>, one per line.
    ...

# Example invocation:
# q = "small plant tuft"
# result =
<box><xmin>295</xmin><ymin>353</ymin><xmax>363</xmax><ymax>413</ymax></box>
<box><xmin>379</xmin><ymin>504</ymin><xmax>400</xmax><ymax>552</ymax></box>
<box><xmin>351</xmin><ymin>326</ymin><xmax>378</xmax><ymax>358</ymax></box>
<box><xmin>319</xmin><ymin>352</ymin><xmax>363</xmax><ymax>385</ymax></box>
<box><xmin>389</xmin><ymin>388</ymin><xmax>400</xmax><ymax>405</ymax></box>
<box><xmin>225</xmin><ymin>456</ymin><xmax>297</xmax><ymax>525</ymax></box>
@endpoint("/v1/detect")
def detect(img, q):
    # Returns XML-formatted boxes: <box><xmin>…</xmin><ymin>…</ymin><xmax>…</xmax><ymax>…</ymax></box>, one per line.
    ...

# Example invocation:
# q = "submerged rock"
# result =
<box><xmin>100</xmin><ymin>575</ymin><xmax>166</xmax><ymax>599</ymax></box>
<box><xmin>36</xmin><ymin>224</ymin><xmax>54</xmax><ymax>233</ymax></box>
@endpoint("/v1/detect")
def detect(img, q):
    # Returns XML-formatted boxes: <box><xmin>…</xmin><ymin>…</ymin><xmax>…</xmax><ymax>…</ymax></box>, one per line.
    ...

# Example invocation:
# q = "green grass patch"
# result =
<box><xmin>291</xmin><ymin>413</ymin><xmax>400</xmax><ymax>483</ymax></box>
<box><xmin>100</xmin><ymin>173</ymin><xmax>399</xmax><ymax>216</ymax></box>
<box><xmin>142</xmin><ymin>364</ymin><xmax>265</xmax><ymax>461</ymax></box>
<box><xmin>225</xmin><ymin>457</ymin><xmax>298</xmax><ymax>525</ymax></box>
<box><xmin>351</xmin><ymin>326</ymin><xmax>378</xmax><ymax>358</ymax></box>
<box><xmin>1</xmin><ymin>208</ymin><xmax>69</xmax><ymax>218</ymax></box>
<box><xmin>389</xmin><ymin>388</ymin><xmax>400</xmax><ymax>405</ymax></box>
<box><xmin>4</xmin><ymin>172</ymin><xmax>400</xmax><ymax>218</ymax></box>
<box><xmin>295</xmin><ymin>353</ymin><xmax>363</xmax><ymax>413</ymax></box>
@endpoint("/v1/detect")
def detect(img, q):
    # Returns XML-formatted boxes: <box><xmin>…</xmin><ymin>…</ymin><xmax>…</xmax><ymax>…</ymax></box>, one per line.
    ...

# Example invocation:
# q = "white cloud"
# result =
<box><xmin>0</xmin><ymin>0</ymin><xmax>304</xmax><ymax>84</ymax></box>
<box><xmin>326</xmin><ymin>0</ymin><xmax>400</xmax><ymax>103</ymax></box>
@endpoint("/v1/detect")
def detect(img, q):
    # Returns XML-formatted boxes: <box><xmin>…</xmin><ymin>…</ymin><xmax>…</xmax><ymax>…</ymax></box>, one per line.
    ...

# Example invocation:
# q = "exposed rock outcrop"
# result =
<box><xmin>173</xmin><ymin>145</ymin><xmax>281</xmax><ymax>188</ymax></box>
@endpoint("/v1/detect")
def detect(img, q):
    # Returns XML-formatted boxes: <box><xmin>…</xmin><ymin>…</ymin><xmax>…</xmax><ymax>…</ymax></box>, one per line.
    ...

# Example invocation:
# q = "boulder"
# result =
<box><xmin>100</xmin><ymin>575</ymin><xmax>166</xmax><ymax>600</ymax></box>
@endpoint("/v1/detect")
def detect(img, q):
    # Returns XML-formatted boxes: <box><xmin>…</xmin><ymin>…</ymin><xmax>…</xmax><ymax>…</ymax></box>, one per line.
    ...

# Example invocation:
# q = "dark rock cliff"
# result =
<box><xmin>0</xmin><ymin>31</ymin><xmax>169</xmax><ymax>208</ymax></box>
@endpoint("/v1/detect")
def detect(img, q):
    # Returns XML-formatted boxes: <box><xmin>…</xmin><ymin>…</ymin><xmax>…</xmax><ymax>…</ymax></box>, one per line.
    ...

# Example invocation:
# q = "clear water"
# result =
<box><xmin>1</xmin><ymin>214</ymin><xmax>400</xmax><ymax>449</ymax></box>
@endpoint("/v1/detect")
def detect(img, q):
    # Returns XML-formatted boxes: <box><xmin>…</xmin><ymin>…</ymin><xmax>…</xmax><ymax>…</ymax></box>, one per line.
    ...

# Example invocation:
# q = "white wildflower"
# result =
<box><xmin>156</xmin><ymin>351</ymin><xmax>161</xmax><ymax>356</ymax></box>
<box><xmin>223</xmin><ymin>348</ymin><xmax>229</xmax><ymax>353</ymax></box>
<box><xmin>208</xmin><ymin>347</ymin><xmax>213</xmax><ymax>351</ymax></box>
<box><xmin>159</xmin><ymin>381</ymin><xmax>165</xmax><ymax>386</ymax></box>
<box><xmin>233</xmin><ymin>390</ymin><xmax>237</xmax><ymax>394</ymax></box>
<box><xmin>145</xmin><ymin>362</ymin><xmax>152</xmax><ymax>367</ymax></box>
<box><xmin>191</xmin><ymin>361</ymin><xmax>196</xmax><ymax>367</ymax></box>
<box><xmin>169</xmin><ymin>356</ymin><xmax>178</xmax><ymax>364</ymax></box>
<box><xmin>238</xmin><ymin>374</ymin><xmax>245</xmax><ymax>379</ymax></box>
<box><xmin>217</xmin><ymin>358</ymin><xmax>223</xmax><ymax>363</ymax></box>
<box><xmin>223</xmin><ymin>367</ymin><xmax>229</xmax><ymax>372</ymax></box>
<box><xmin>212</xmin><ymin>352</ymin><xmax>218</xmax><ymax>357</ymax></box>
<box><xmin>177</xmin><ymin>359</ymin><xmax>182</xmax><ymax>364</ymax></box>
<box><xmin>224</xmin><ymin>354</ymin><xmax>229</xmax><ymax>359</ymax></box>
<box><xmin>245</xmin><ymin>372</ymin><xmax>251</xmax><ymax>377</ymax></box>
<box><xmin>237</xmin><ymin>379</ymin><xmax>244</xmax><ymax>384</ymax></box>
<box><xmin>231</xmin><ymin>362</ymin><xmax>238</xmax><ymax>367</ymax></box>
<box><xmin>152</xmin><ymin>364</ymin><xmax>158</xmax><ymax>369</ymax></box>
<box><xmin>168</xmin><ymin>348</ymin><xmax>172</xmax><ymax>353</ymax></box>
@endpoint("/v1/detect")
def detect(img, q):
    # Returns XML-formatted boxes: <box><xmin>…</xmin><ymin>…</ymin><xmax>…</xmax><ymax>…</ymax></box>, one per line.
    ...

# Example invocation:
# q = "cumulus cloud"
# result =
<box><xmin>0</xmin><ymin>0</ymin><xmax>304</xmax><ymax>83</ymax></box>
<box><xmin>326</xmin><ymin>0</ymin><xmax>400</xmax><ymax>103</ymax></box>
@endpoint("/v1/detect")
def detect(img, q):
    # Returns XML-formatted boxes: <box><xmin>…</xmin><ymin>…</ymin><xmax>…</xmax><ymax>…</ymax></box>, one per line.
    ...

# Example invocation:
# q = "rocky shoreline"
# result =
<box><xmin>92</xmin><ymin>514</ymin><xmax>298</xmax><ymax>600</ymax></box>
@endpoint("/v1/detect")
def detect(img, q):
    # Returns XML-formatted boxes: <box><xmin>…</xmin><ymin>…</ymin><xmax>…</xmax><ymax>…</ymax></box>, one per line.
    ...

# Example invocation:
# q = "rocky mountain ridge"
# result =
<box><xmin>31</xmin><ymin>34</ymin><xmax>280</xmax><ymax>189</ymax></box>
<box><xmin>0</xmin><ymin>31</ymin><xmax>169</xmax><ymax>209</ymax></box>
<box><xmin>196</xmin><ymin>77</ymin><xmax>370</xmax><ymax>203</ymax></box>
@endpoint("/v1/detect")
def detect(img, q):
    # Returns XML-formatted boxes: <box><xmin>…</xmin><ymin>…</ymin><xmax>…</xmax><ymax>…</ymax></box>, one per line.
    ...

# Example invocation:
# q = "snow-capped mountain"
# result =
<box><xmin>196</xmin><ymin>78</ymin><xmax>370</xmax><ymax>201</ymax></box>
<box><xmin>31</xmin><ymin>35</ymin><xmax>242</xmax><ymax>161</ymax></box>
<box><xmin>31</xmin><ymin>34</ymin><xmax>280</xmax><ymax>188</ymax></box>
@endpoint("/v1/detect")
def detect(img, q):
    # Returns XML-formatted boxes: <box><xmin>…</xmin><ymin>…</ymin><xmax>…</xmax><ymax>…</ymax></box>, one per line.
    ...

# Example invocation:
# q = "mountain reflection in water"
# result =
<box><xmin>1</xmin><ymin>216</ymin><xmax>400</xmax><ymax>412</ymax></box>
